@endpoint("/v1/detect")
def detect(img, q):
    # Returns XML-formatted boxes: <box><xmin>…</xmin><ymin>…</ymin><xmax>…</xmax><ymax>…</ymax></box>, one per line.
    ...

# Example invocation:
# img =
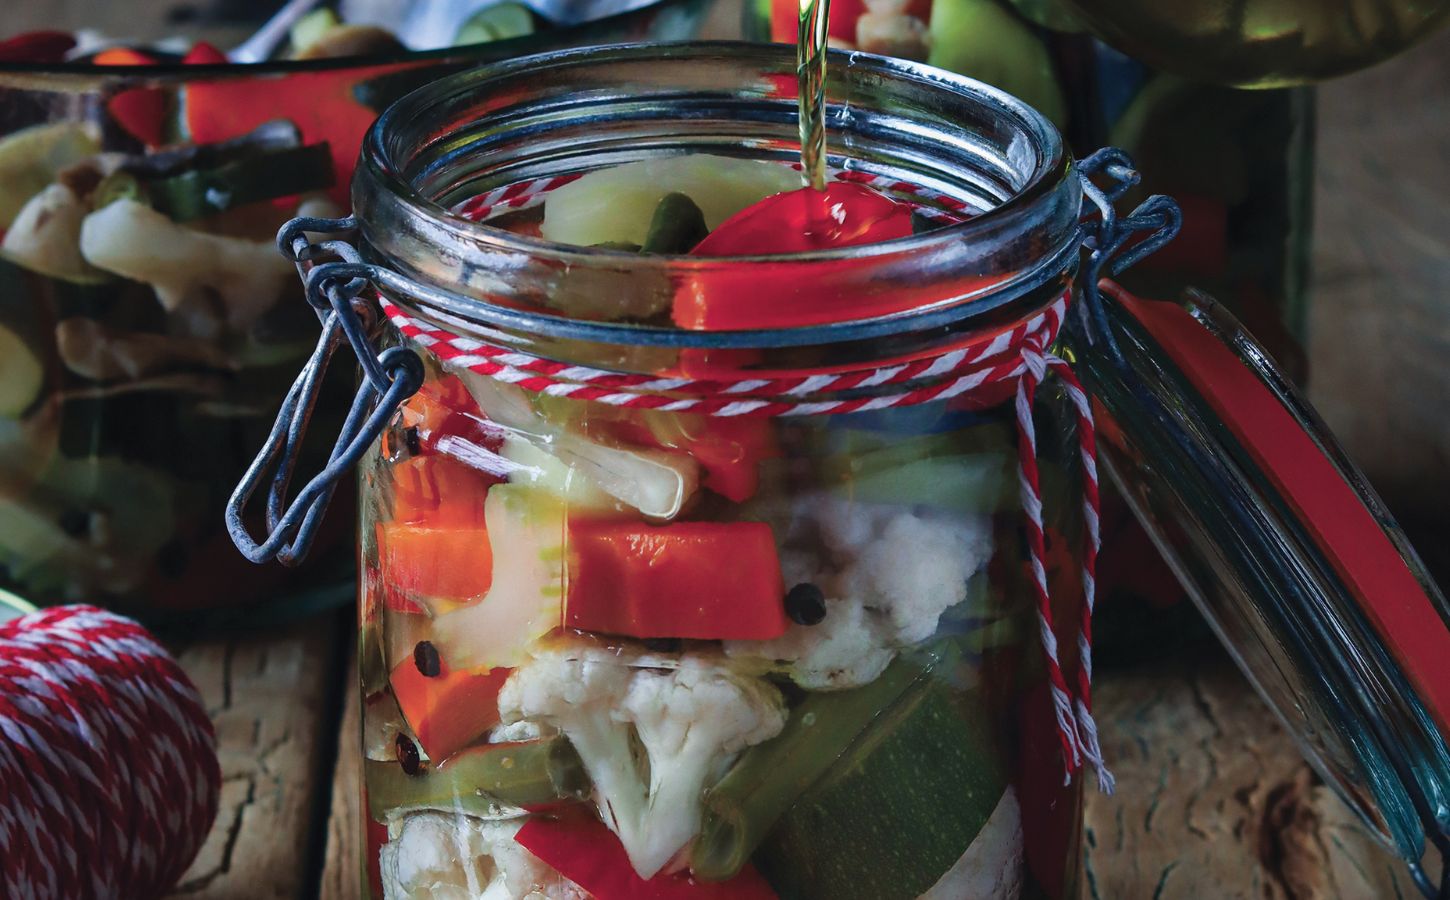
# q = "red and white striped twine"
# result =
<box><xmin>415</xmin><ymin>172</ymin><xmax>1111</xmax><ymax>789</ymax></box>
<box><xmin>0</xmin><ymin>605</ymin><xmax>220</xmax><ymax>900</ymax></box>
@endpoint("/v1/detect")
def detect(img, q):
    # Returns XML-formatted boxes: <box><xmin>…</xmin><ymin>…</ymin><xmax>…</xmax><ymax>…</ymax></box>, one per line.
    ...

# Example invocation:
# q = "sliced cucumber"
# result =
<box><xmin>832</xmin><ymin>452</ymin><xmax>1014</xmax><ymax>515</ymax></box>
<box><xmin>641</xmin><ymin>192</ymin><xmax>709</xmax><ymax>254</ymax></box>
<box><xmin>0</xmin><ymin>323</ymin><xmax>44</xmax><ymax>418</ymax></box>
<box><xmin>0</xmin><ymin>122</ymin><xmax>101</xmax><ymax>230</ymax></box>
<box><xmin>540</xmin><ymin>155</ymin><xmax>801</xmax><ymax>248</ymax></box>
<box><xmin>455</xmin><ymin>3</ymin><xmax>537</xmax><ymax>44</ymax></box>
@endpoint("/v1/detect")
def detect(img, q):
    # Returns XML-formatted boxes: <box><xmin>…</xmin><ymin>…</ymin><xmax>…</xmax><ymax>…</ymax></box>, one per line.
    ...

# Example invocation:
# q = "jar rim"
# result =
<box><xmin>355</xmin><ymin>41</ymin><xmax>1083</xmax><ymax>349</ymax></box>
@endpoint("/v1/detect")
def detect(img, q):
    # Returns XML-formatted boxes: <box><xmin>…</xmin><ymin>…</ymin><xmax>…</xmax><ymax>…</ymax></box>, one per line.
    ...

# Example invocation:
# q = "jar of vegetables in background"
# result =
<box><xmin>0</xmin><ymin>0</ymin><xmax>727</xmax><ymax>623</ymax></box>
<box><xmin>229</xmin><ymin>42</ymin><xmax>1450</xmax><ymax>899</ymax></box>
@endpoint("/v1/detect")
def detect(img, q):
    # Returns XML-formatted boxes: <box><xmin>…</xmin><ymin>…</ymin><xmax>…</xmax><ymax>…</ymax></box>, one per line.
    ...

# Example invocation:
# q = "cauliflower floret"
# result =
<box><xmin>381</xmin><ymin>814</ymin><xmax>586</xmax><ymax>900</ymax></box>
<box><xmin>728</xmin><ymin>494</ymin><xmax>993</xmax><ymax>689</ymax></box>
<box><xmin>488</xmin><ymin>720</ymin><xmax>557</xmax><ymax>744</ymax></box>
<box><xmin>918</xmin><ymin>787</ymin><xmax>1023</xmax><ymax>900</ymax></box>
<box><xmin>497</xmin><ymin>640</ymin><xmax>786</xmax><ymax>880</ymax></box>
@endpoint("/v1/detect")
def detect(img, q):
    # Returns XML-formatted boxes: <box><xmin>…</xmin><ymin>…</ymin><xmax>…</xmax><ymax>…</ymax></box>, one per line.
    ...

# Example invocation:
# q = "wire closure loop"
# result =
<box><xmin>225</xmin><ymin>152</ymin><xmax>1181</xmax><ymax>792</ymax></box>
<box><xmin>224</xmin><ymin>217</ymin><xmax>423</xmax><ymax>566</ymax></box>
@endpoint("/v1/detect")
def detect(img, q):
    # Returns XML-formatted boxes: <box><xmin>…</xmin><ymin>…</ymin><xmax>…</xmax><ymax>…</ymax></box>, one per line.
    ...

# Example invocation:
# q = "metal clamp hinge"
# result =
<box><xmin>225</xmin><ymin>216</ymin><xmax>422</xmax><ymax>566</ymax></box>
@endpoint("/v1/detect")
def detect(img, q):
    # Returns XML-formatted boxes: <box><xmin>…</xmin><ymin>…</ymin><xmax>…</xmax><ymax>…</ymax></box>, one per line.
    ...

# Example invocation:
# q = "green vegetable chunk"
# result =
<box><xmin>640</xmin><ymin>192</ymin><xmax>709</xmax><ymax>254</ymax></box>
<box><xmin>693</xmin><ymin>641</ymin><xmax>986</xmax><ymax>882</ymax></box>
<box><xmin>144</xmin><ymin>142</ymin><xmax>335</xmax><ymax>222</ymax></box>
<box><xmin>755</xmin><ymin>684</ymin><xmax>1006</xmax><ymax>899</ymax></box>
<box><xmin>456</xmin><ymin>2</ymin><xmax>537</xmax><ymax>44</ymax></box>
<box><xmin>366</xmin><ymin>736</ymin><xmax>590</xmax><ymax>820</ymax></box>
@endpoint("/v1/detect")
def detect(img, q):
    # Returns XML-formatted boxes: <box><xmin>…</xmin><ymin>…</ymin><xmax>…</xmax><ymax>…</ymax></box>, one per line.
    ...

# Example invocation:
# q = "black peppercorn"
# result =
<box><xmin>403</xmin><ymin>425</ymin><xmax>422</xmax><ymax>456</ymax></box>
<box><xmin>395</xmin><ymin>733</ymin><xmax>421</xmax><ymax>775</ymax></box>
<box><xmin>413</xmin><ymin>640</ymin><xmax>441</xmax><ymax>678</ymax></box>
<box><xmin>643</xmin><ymin>638</ymin><xmax>682</xmax><ymax>653</ymax></box>
<box><xmin>784</xmin><ymin>582</ymin><xmax>827</xmax><ymax>626</ymax></box>
<box><xmin>57</xmin><ymin>508</ymin><xmax>89</xmax><ymax>537</ymax></box>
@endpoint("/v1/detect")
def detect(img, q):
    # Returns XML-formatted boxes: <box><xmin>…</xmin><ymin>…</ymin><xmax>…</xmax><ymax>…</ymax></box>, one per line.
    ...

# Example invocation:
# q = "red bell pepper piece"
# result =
<box><xmin>566</xmin><ymin>520</ymin><xmax>787</xmax><ymax>640</ymax></box>
<box><xmin>378</xmin><ymin>517</ymin><xmax>493</xmax><ymax>604</ymax></box>
<box><xmin>389</xmin><ymin>658</ymin><xmax>511</xmax><ymax>762</ymax></box>
<box><xmin>184</xmin><ymin>61</ymin><xmax>415</xmax><ymax>202</ymax></box>
<box><xmin>0</xmin><ymin>31</ymin><xmax>76</xmax><ymax>63</ymax></box>
<box><xmin>674</xmin><ymin>183</ymin><xmax>914</xmax><ymax>331</ymax></box>
<box><xmin>517</xmin><ymin>815</ymin><xmax>778</xmax><ymax>900</ymax></box>
<box><xmin>768</xmin><ymin>0</ymin><xmax>931</xmax><ymax>45</ymax></box>
<box><xmin>92</xmin><ymin>48</ymin><xmax>171</xmax><ymax>147</ymax></box>
<box><xmin>181</xmin><ymin>42</ymin><xmax>228</xmax><ymax>65</ymax></box>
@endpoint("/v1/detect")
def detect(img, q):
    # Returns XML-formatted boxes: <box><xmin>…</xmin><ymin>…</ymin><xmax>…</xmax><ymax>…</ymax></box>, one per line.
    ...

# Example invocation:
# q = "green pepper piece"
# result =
<box><xmin>691</xmin><ymin>641</ymin><xmax>966</xmax><ymax>881</ymax></box>
<box><xmin>640</xmin><ymin>192</ymin><xmax>709</xmax><ymax>255</ymax></box>
<box><xmin>91</xmin><ymin>171</ymin><xmax>147</xmax><ymax>211</ymax></box>
<box><xmin>366</xmin><ymin>737</ymin><xmax>590</xmax><ymax>820</ymax></box>
<box><xmin>144</xmin><ymin>142</ymin><xmax>335</xmax><ymax>222</ymax></box>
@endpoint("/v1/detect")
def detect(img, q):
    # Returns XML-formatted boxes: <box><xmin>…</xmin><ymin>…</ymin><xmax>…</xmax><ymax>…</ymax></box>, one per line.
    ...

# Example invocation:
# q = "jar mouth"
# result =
<box><xmin>355</xmin><ymin>41</ymin><xmax>1082</xmax><ymax>349</ymax></box>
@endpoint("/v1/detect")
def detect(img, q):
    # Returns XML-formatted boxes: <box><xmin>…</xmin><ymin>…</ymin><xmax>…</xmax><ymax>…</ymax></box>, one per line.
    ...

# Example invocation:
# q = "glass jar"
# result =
<box><xmin>0</xmin><ymin>0</ymin><xmax>724</xmax><ymax>622</ymax></box>
<box><xmin>229</xmin><ymin>43</ymin><xmax>1450</xmax><ymax>900</ymax></box>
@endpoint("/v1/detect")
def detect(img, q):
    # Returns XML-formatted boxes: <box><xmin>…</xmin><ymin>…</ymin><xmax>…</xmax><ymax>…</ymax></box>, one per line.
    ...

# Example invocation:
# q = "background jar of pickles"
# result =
<box><xmin>0</xmin><ymin>0</ymin><xmax>731</xmax><ymax>622</ymax></box>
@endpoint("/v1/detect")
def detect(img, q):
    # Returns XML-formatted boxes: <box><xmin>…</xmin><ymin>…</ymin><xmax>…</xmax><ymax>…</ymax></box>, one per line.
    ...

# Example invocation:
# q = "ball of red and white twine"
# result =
<box><xmin>0</xmin><ymin>605</ymin><xmax>220</xmax><ymax>900</ymax></box>
<box><xmin>385</xmin><ymin>169</ymin><xmax>1115</xmax><ymax>791</ymax></box>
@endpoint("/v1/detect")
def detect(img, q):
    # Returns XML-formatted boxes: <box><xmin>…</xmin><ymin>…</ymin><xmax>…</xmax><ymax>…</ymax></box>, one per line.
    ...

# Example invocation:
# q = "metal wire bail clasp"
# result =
<box><xmin>225</xmin><ymin>216</ymin><xmax>423</xmax><ymax>567</ymax></box>
<box><xmin>1072</xmin><ymin>147</ymin><xmax>1183</xmax><ymax>363</ymax></box>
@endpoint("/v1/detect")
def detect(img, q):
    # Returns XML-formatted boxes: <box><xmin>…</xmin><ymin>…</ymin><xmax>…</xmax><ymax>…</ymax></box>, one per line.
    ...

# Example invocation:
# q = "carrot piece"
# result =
<box><xmin>389</xmin><ymin>658</ymin><xmax>511</xmax><ymax>762</ymax></box>
<box><xmin>378</xmin><ymin>519</ymin><xmax>493</xmax><ymax>604</ymax></box>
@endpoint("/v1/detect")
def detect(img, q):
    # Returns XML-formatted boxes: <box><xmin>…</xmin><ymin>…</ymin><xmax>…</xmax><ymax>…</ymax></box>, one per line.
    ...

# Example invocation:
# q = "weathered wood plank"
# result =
<box><xmin>1307</xmin><ymin>27</ymin><xmax>1450</xmax><ymax>526</ymax></box>
<box><xmin>320</xmin><ymin>646</ymin><xmax>364</xmax><ymax>900</ymax></box>
<box><xmin>1083</xmin><ymin>654</ymin><xmax>1420</xmax><ymax>900</ymax></box>
<box><xmin>168</xmin><ymin>616</ymin><xmax>343</xmax><ymax>900</ymax></box>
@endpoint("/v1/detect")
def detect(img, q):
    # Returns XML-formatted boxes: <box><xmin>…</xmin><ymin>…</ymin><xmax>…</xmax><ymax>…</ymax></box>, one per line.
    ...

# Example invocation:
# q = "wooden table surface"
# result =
<box><xmin>10</xmin><ymin>2</ymin><xmax>1446</xmax><ymax>896</ymax></box>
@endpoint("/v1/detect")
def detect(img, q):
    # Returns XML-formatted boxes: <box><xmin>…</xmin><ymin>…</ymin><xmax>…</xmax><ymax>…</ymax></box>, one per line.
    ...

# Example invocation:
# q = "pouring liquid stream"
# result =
<box><xmin>797</xmin><ymin>0</ymin><xmax>830</xmax><ymax>193</ymax></box>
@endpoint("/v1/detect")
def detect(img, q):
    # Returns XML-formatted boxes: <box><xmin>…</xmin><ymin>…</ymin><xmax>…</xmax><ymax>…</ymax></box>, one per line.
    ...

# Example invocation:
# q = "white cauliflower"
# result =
<box><xmin>78</xmin><ymin>198</ymin><xmax>293</xmax><ymax>332</ymax></box>
<box><xmin>728</xmin><ymin>494</ymin><xmax>993</xmax><ymax>689</ymax></box>
<box><xmin>380</xmin><ymin>813</ymin><xmax>586</xmax><ymax>900</ymax></box>
<box><xmin>918</xmin><ymin>787</ymin><xmax>1023</xmax><ymax>900</ymax></box>
<box><xmin>497</xmin><ymin>640</ymin><xmax>787</xmax><ymax>880</ymax></box>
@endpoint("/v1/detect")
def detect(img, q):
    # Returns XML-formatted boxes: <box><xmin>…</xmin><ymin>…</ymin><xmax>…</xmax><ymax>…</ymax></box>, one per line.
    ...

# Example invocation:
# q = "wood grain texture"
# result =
<box><xmin>167</xmin><ymin>617</ymin><xmax>343</xmax><ymax>900</ymax></box>
<box><xmin>1083</xmin><ymin>655</ymin><xmax>1421</xmax><ymax>900</ymax></box>
<box><xmin>320</xmin><ymin>646</ymin><xmax>364</xmax><ymax>900</ymax></box>
<box><xmin>1307</xmin><ymin>27</ymin><xmax>1450</xmax><ymax>525</ymax></box>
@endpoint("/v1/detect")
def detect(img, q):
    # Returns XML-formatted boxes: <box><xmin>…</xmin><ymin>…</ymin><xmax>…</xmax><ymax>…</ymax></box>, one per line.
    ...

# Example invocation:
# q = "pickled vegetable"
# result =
<box><xmin>365</xmin><ymin>737</ymin><xmax>590</xmax><ymax>819</ymax></box>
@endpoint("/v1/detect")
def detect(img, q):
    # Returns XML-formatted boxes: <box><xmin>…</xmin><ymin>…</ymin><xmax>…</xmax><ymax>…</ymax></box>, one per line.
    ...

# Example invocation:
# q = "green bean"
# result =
<box><xmin>641</xmin><ymin>192</ymin><xmax>709</xmax><ymax>254</ymax></box>
<box><xmin>367</xmin><ymin>736</ymin><xmax>589</xmax><ymax>820</ymax></box>
<box><xmin>691</xmin><ymin>641</ymin><xmax>963</xmax><ymax>881</ymax></box>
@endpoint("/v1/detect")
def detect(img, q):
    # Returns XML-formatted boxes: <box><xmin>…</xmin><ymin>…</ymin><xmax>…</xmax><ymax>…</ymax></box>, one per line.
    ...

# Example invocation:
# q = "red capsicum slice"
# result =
<box><xmin>565</xmin><ymin>519</ymin><xmax>787</xmax><ymax>640</ymax></box>
<box><xmin>517</xmin><ymin>815</ymin><xmax>778</xmax><ymax>900</ymax></box>
<box><xmin>674</xmin><ymin>183</ymin><xmax>914</xmax><ymax>331</ymax></box>
<box><xmin>93</xmin><ymin>48</ymin><xmax>171</xmax><ymax>147</ymax></box>
<box><xmin>184</xmin><ymin>62</ymin><xmax>413</xmax><ymax>202</ymax></box>
<box><xmin>0</xmin><ymin>31</ymin><xmax>76</xmax><ymax>63</ymax></box>
<box><xmin>389</xmin><ymin>658</ymin><xmax>511</xmax><ymax>762</ymax></box>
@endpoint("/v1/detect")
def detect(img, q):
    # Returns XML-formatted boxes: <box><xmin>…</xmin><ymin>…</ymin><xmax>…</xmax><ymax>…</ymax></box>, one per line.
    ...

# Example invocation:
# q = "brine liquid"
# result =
<box><xmin>1066</xmin><ymin>0</ymin><xmax>1450</xmax><ymax>86</ymax></box>
<box><xmin>797</xmin><ymin>0</ymin><xmax>830</xmax><ymax>190</ymax></box>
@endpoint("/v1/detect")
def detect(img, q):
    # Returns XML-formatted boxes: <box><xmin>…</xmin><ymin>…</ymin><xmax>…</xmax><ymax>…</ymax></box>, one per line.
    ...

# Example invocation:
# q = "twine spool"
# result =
<box><xmin>0</xmin><ymin>605</ymin><xmax>221</xmax><ymax>900</ymax></box>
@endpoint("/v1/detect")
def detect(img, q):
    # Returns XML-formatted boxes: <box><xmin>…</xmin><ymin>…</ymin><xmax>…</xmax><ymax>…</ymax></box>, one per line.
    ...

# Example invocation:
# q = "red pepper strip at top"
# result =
<box><xmin>566</xmin><ymin>520</ymin><xmax>788</xmax><ymax>641</ymax></box>
<box><xmin>0</xmin><ymin>31</ymin><xmax>76</xmax><ymax>63</ymax></box>
<box><xmin>674</xmin><ymin>183</ymin><xmax>915</xmax><ymax>331</ymax></box>
<box><xmin>181</xmin><ymin>42</ymin><xmax>228</xmax><ymax>65</ymax></box>
<box><xmin>600</xmin><ymin>416</ymin><xmax>778</xmax><ymax>503</ymax></box>
<box><xmin>767</xmin><ymin>0</ymin><xmax>932</xmax><ymax>44</ymax></box>
<box><xmin>185</xmin><ymin>61</ymin><xmax>415</xmax><ymax>202</ymax></box>
<box><xmin>517</xmin><ymin>815</ymin><xmax>778</xmax><ymax>900</ymax></box>
<box><xmin>92</xmin><ymin>48</ymin><xmax>170</xmax><ymax>146</ymax></box>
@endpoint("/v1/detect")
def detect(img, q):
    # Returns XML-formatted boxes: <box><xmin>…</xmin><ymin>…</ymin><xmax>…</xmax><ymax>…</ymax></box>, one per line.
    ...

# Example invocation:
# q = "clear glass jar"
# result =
<box><xmin>0</xmin><ymin>0</ymin><xmax>722</xmax><ymax>622</ymax></box>
<box><xmin>231</xmin><ymin>42</ymin><xmax>1450</xmax><ymax>900</ymax></box>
